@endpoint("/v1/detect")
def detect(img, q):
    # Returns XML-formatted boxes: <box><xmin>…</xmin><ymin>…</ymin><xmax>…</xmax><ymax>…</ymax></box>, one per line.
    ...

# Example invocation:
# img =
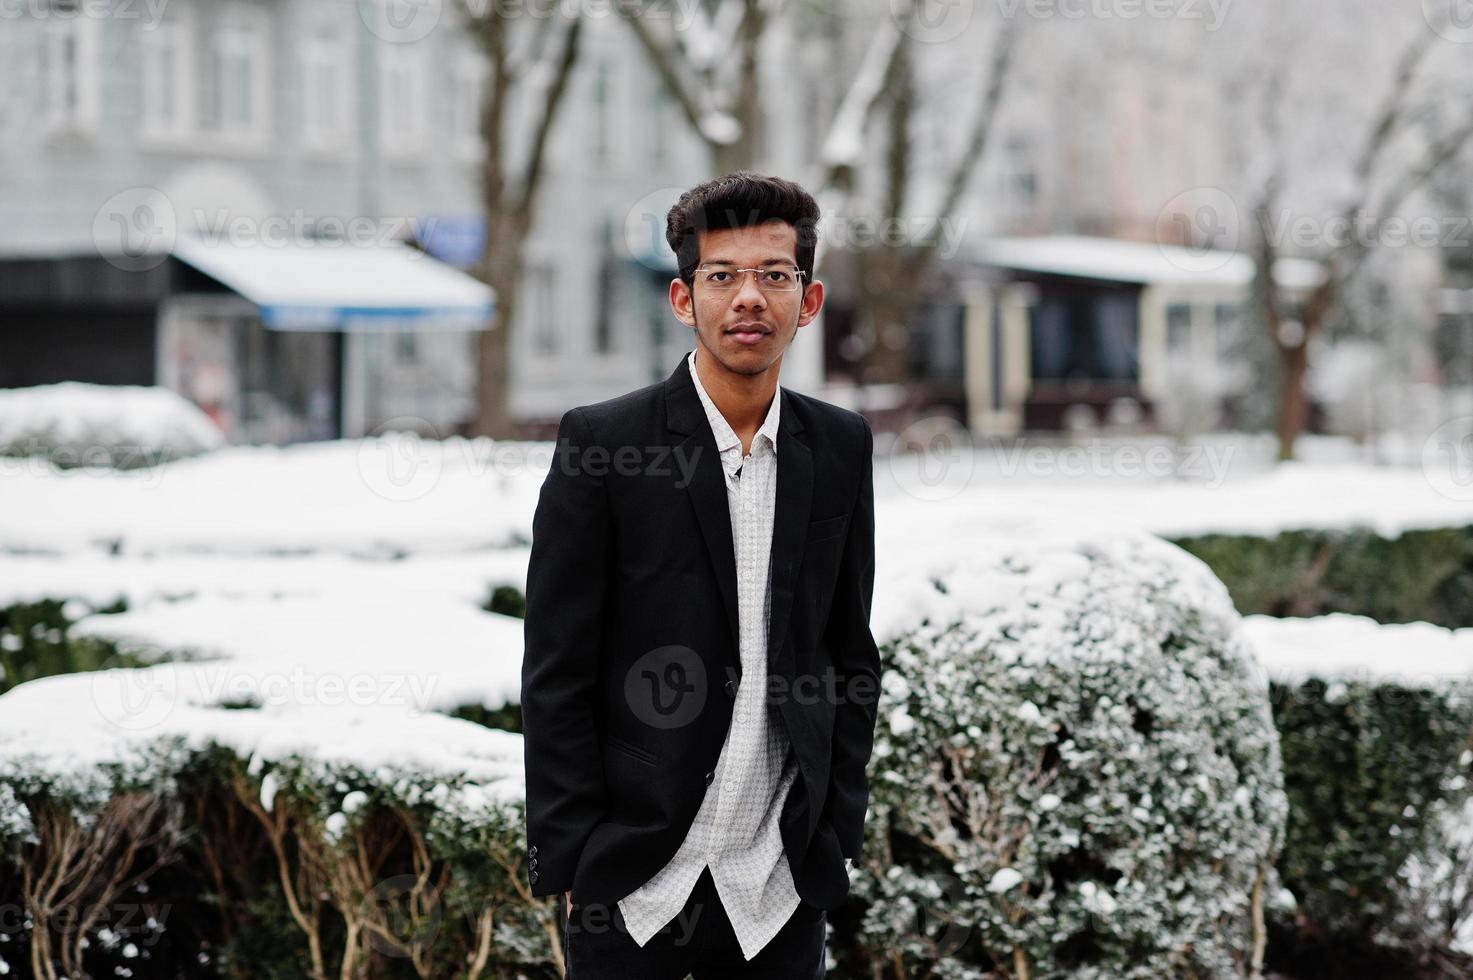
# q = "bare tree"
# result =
<box><xmin>464</xmin><ymin>4</ymin><xmax>583</xmax><ymax>439</ymax></box>
<box><xmin>1217</xmin><ymin>3</ymin><xmax>1473</xmax><ymax>459</ymax></box>
<box><xmin>616</xmin><ymin>0</ymin><xmax>767</xmax><ymax>173</ymax></box>
<box><xmin>815</xmin><ymin>4</ymin><xmax>1019</xmax><ymax>386</ymax></box>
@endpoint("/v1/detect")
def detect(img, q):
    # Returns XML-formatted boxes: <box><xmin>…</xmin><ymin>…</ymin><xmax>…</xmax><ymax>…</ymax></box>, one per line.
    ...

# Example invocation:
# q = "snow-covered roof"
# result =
<box><xmin>173</xmin><ymin>235</ymin><xmax>496</xmax><ymax>332</ymax></box>
<box><xmin>964</xmin><ymin>235</ymin><xmax>1326</xmax><ymax>290</ymax></box>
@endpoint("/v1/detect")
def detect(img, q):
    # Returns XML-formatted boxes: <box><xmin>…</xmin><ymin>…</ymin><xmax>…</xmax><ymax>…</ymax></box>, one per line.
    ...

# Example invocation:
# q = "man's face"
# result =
<box><xmin>668</xmin><ymin>220</ymin><xmax>824</xmax><ymax>379</ymax></box>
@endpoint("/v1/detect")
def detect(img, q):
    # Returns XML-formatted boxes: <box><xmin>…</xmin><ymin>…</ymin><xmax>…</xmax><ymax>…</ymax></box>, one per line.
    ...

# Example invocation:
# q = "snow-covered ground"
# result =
<box><xmin>1</xmin><ymin>431</ymin><xmax>1470</xmax><ymax>823</ymax></box>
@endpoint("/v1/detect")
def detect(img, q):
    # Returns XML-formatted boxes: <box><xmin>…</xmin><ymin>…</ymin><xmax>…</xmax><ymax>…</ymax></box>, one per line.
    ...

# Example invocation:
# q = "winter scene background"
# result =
<box><xmin>5</xmin><ymin>0</ymin><xmax>1473</xmax><ymax>977</ymax></box>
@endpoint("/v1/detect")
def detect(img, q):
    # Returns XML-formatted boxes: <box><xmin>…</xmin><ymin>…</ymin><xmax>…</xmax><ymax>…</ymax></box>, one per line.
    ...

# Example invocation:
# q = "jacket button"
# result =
<box><xmin>704</xmin><ymin>770</ymin><xmax>715</xmax><ymax>784</ymax></box>
<box><xmin>528</xmin><ymin>845</ymin><xmax>538</xmax><ymax>857</ymax></box>
<box><xmin>529</xmin><ymin>870</ymin><xmax>539</xmax><ymax>884</ymax></box>
<box><xmin>724</xmin><ymin>679</ymin><xmax>737</xmax><ymax>698</ymax></box>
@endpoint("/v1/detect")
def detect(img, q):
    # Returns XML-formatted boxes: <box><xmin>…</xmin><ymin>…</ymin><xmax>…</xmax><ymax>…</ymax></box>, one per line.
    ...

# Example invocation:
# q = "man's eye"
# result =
<box><xmin>708</xmin><ymin>272</ymin><xmax>731</xmax><ymax>281</ymax></box>
<box><xmin>766</xmin><ymin>271</ymin><xmax>792</xmax><ymax>283</ymax></box>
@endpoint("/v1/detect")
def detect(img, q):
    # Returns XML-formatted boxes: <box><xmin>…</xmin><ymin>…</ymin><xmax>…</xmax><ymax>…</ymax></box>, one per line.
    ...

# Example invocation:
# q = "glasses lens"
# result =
<box><xmin>698</xmin><ymin>268</ymin><xmax>801</xmax><ymax>290</ymax></box>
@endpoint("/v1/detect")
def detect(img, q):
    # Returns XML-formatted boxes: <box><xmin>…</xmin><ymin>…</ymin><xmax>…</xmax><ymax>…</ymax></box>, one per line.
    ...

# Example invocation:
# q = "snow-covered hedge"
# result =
<box><xmin>0</xmin><ymin>669</ymin><xmax>538</xmax><ymax>979</ymax></box>
<box><xmin>0</xmin><ymin>382</ymin><xmax>224</xmax><ymax>469</ymax></box>
<box><xmin>854</xmin><ymin>523</ymin><xmax>1289</xmax><ymax>979</ymax></box>
<box><xmin>1244</xmin><ymin>614</ymin><xmax>1473</xmax><ymax>969</ymax></box>
<box><xmin>1170</xmin><ymin>524</ymin><xmax>1473</xmax><ymax>629</ymax></box>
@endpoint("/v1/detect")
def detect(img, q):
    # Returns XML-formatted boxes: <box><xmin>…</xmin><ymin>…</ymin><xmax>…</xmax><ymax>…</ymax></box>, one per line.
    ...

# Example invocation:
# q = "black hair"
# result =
<box><xmin>664</xmin><ymin>172</ymin><xmax>821</xmax><ymax>288</ymax></box>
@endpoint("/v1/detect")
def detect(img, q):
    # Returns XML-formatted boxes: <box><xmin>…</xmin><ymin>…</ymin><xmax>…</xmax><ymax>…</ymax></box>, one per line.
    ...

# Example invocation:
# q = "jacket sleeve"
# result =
<box><xmin>818</xmin><ymin>416</ymin><xmax>881</xmax><ymax>860</ymax></box>
<box><xmin>521</xmin><ymin>407</ymin><xmax>612</xmax><ymax>897</ymax></box>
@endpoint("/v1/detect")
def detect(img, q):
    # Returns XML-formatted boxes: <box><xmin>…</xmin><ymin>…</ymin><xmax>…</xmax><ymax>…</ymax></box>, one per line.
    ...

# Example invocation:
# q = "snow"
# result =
<box><xmin>1242</xmin><ymin>613</ymin><xmax>1473</xmax><ymax>689</ymax></box>
<box><xmin>964</xmin><ymin>234</ymin><xmax>1327</xmax><ymax>289</ymax></box>
<box><xmin>1</xmin><ymin>429</ymin><xmax>1470</xmax><ymax>818</ymax></box>
<box><xmin>0</xmin><ymin>381</ymin><xmax>224</xmax><ymax>463</ymax></box>
<box><xmin>0</xmin><ymin>433</ymin><xmax>544</xmax><ymax>556</ymax></box>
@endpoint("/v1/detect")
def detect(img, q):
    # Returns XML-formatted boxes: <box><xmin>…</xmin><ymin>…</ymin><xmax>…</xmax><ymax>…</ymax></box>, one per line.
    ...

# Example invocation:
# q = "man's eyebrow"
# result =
<box><xmin>702</xmin><ymin>257</ymin><xmax>798</xmax><ymax>266</ymax></box>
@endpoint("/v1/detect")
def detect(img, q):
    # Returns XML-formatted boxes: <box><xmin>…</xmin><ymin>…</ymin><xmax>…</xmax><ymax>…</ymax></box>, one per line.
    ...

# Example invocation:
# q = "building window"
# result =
<box><xmin>206</xmin><ymin>6</ymin><xmax>271</xmax><ymax>145</ymax></box>
<box><xmin>380</xmin><ymin>42</ymin><xmax>427</xmax><ymax>159</ymax></box>
<box><xmin>650</xmin><ymin>83</ymin><xmax>671</xmax><ymax>167</ymax></box>
<box><xmin>1166</xmin><ymin>302</ymin><xmax>1192</xmax><ymax>353</ymax></box>
<box><xmin>302</xmin><ymin>26</ymin><xmax>351</xmax><ymax>153</ymax></box>
<box><xmin>1213</xmin><ymin>301</ymin><xmax>1242</xmax><ymax>356</ymax></box>
<box><xmin>592</xmin><ymin>59</ymin><xmax>612</xmax><ymax>166</ymax></box>
<box><xmin>594</xmin><ymin>219</ymin><xmax>615</xmax><ymax>355</ymax></box>
<box><xmin>140</xmin><ymin>6</ymin><xmax>193</xmax><ymax>139</ymax></box>
<box><xmin>527</xmin><ymin>264</ymin><xmax>558</xmax><ymax>355</ymax></box>
<box><xmin>451</xmin><ymin>48</ymin><xmax>489</xmax><ymax>163</ymax></box>
<box><xmin>40</xmin><ymin>3</ymin><xmax>99</xmax><ymax>134</ymax></box>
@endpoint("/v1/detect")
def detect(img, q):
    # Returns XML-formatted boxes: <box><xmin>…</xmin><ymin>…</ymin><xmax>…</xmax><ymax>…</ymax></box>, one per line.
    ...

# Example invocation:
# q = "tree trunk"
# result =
<box><xmin>1275</xmin><ymin>335</ymin><xmax>1310</xmax><ymax>461</ymax></box>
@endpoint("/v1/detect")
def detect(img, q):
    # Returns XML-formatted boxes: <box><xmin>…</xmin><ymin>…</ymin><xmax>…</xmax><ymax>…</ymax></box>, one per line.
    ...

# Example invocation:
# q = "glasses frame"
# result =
<box><xmin>692</xmin><ymin>264</ymin><xmax>808</xmax><ymax>292</ymax></box>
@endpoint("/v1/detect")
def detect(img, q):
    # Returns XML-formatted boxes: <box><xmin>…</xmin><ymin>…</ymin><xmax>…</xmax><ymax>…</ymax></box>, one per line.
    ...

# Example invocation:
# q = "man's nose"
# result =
<box><xmin>731</xmin><ymin>275</ymin><xmax>767</xmax><ymax>310</ymax></box>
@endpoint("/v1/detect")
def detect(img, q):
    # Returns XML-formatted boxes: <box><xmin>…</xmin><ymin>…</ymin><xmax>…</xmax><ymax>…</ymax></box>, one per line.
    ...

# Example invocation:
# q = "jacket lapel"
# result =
<box><xmin>663</xmin><ymin>354</ymin><xmax>812</xmax><ymax>681</ymax></box>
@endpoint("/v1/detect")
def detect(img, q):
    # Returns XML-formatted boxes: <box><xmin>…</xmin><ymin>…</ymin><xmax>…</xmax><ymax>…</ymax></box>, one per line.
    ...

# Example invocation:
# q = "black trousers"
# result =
<box><xmin>558</xmin><ymin>865</ymin><xmax>827</xmax><ymax>979</ymax></box>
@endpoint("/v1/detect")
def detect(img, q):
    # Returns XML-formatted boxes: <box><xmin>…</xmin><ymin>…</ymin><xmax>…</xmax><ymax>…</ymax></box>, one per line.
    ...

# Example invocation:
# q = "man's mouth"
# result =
<box><xmin>726</xmin><ymin>323</ymin><xmax>770</xmax><ymax>345</ymax></box>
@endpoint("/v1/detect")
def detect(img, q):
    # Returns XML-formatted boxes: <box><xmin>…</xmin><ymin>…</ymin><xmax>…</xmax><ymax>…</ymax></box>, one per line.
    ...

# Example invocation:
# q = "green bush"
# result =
<box><xmin>845</xmin><ymin>530</ymin><xmax>1288</xmax><ymax>980</ymax></box>
<box><xmin>0</xmin><ymin>598</ymin><xmax>137</xmax><ymax>695</ymax></box>
<box><xmin>1265</xmin><ymin>677</ymin><xmax>1473</xmax><ymax>977</ymax></box>
<box><xmin>1169</xmin><ymin>526</ymin><xmax>1473</xmax><ymax>628</ymax></box>
<box><xmin>0</xmin><ymin>743</ymin><xmax>554</xmax><ymax>979</ymax></box>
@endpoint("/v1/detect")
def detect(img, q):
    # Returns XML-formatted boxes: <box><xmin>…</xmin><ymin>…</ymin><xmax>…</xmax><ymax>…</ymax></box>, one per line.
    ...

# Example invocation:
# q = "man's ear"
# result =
<box><xmin>669</xmin><ymin>277</ymin><xmax>697</xmax><ymax>328</ymax></box>
<box><xmin>797</xmin><ymin>278</ymin><xmax>825</xmax><ymax>328</ymax></box>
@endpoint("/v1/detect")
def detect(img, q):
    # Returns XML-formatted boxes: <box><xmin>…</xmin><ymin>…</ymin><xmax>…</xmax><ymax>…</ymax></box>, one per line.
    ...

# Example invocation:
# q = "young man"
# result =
<box><xmin>521</xmin><ymin>173</ymin><xmax>881</xmax><ymax>978</ymax></box>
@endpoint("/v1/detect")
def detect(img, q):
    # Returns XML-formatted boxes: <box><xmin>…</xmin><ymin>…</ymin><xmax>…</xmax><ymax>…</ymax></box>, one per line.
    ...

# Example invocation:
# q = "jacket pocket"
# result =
<box><xmin>806</xmin><ymin>513</ymin><xmax>848</xmax><ymax>544</ymax></box>
<box><xmin>606</xmin><ymin>734</ymin><xmax>658</xmax><ymax>765</ymax></box>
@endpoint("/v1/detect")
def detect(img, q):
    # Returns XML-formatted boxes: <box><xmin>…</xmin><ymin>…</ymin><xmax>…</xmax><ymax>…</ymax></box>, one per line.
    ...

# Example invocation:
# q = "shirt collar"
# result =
<box><xmin>687</xmin><ymin>346</ymin><xmax>780</xmax><ymax>456</ymax></box>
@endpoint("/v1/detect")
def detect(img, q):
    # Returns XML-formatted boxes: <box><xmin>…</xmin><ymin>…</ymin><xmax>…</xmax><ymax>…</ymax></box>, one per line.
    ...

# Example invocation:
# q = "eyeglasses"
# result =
<box><xmin>693</xmin><ymin>265</ymin><xmax>806</xmax><ymax>292</ymax></box>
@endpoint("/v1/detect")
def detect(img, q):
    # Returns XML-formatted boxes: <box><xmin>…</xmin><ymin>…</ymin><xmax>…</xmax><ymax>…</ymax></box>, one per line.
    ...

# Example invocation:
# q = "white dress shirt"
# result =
<box><xmin>615</xmin><ymin>346</ymin><xmax>803</xmax><ymax>960</ymax></box>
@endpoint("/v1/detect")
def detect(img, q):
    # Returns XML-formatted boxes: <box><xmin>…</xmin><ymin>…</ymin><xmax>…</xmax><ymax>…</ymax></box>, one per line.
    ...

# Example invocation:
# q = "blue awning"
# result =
<box><xmin>173</xmin><ymin>235</ymin><xmax>496</xmax><ymax>332</ymax></box>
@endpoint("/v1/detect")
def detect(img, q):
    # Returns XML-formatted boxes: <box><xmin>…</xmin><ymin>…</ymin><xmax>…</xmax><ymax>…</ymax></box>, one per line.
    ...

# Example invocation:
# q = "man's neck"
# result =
<box><xmin>693</xmin><ymin>346</ymin><xmax>777</xmax><ymax>456</ymax></box>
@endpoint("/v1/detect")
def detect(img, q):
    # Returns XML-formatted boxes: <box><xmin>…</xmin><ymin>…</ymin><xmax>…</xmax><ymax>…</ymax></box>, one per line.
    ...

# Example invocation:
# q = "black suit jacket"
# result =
<box><xmin>520</xmin><ymin>353</ymin><xmax>881</xmax><ymax>911</ymax></box>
